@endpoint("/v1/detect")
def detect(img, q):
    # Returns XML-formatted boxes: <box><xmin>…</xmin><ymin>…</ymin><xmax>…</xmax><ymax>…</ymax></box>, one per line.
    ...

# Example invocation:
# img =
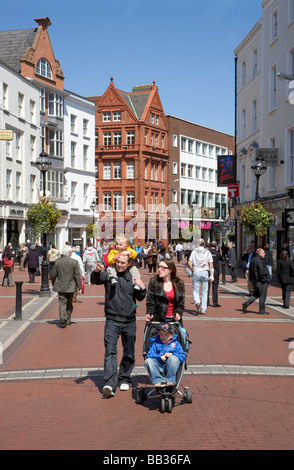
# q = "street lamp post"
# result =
<box><xmin>36</xmin><ymin>151</ymin><xmax>52</xmax><ymax>297</ymax></box>
<box><xmin>90</xmin><ymin>199</ymin><xmax>96</xmax><ymax>246</ymax></box>
<box><xmin>251</xmin><ymin>157</ymin><xmax>267</xmax><ymax>202</ymax></box>
<box><xmin>277</xmin><ymin>72</ymin><xmax>294</xmax><ymax>81</ymax></box>
<box><xmin>250</xmin><ymin>156</ymin><xmax>267</xmax><ymax>246</ymax></box>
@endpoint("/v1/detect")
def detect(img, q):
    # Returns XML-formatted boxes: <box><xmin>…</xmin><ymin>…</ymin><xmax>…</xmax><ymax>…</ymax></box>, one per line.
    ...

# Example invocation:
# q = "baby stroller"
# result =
<box><xmin>136</xmin><ymin>321</ymin><xmax>192</xmax><ymax>413</ymax></box>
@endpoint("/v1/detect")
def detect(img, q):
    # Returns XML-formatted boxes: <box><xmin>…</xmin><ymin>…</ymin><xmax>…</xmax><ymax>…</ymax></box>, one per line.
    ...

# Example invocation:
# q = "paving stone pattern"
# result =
<box><xmin>0</xmin><ymin>262</ymin><xmax>294</xmax><ymax>450</ymax></box>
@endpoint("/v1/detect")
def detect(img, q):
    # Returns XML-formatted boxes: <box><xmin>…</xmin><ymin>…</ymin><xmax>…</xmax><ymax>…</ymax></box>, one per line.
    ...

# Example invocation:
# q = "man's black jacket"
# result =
<box><xmin>249</xmin><ymin>254</ymin><xmax>270</xmax><ymax>284</ymax></box>
<box><xmin>91</xmin><ymin>268</ymin><xmax>146</xmax><ymax>321</ymax></box>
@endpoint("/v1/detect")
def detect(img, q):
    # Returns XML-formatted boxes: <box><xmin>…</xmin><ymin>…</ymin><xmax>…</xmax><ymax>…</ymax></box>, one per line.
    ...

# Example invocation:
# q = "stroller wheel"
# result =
<box><xmin>184</xmin><ymin>387</ymin><xmax>192</xmax><ymax>403</ymax></box>
<box><xmin>136</xmin><ymin>388</ymin><xmax>145</xmax><ymax>405</ymax></box>
<box><xmin>160</xmin><ymin>396</ymin><xmax>173</xmax><ymax>413</ymax></box>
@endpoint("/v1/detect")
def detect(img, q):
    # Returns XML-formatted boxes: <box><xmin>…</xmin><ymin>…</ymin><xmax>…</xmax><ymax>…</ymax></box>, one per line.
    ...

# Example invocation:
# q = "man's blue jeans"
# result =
<box><xmin>144</xmin><ymin>355</ymin><xmax>180</xmax><ymax>385</ymax></box>
<box><xmin>104</xmin><ymin>318</ymin><xmax>136</xmax><ymax>391</ymax></box>
<box><xmin>192</xmin><ymin>270</ymin><xmax>209</xmax><ymax>313</ymax></box>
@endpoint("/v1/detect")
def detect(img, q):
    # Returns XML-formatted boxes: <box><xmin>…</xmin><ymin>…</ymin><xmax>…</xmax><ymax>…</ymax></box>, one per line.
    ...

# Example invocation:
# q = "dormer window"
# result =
<box><xmin>36</xmin><ymin>58</ymin><xmax>52</xmax><ymax>79</ymax></box>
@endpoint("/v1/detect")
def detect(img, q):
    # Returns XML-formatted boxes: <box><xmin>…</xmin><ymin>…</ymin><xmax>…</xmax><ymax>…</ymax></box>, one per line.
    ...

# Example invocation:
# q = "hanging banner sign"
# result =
<box><xmin>217</xmin><ymin>154</ymin><xmax>236</xmax><ymax>186</ymax></box>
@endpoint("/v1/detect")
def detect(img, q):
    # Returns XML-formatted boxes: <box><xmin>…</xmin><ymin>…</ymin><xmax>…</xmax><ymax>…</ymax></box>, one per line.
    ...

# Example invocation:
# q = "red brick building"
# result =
<box><xmin>89</xmin><ymin>78</ymin><xmax>169</xmax><ymax>245</ymax></box>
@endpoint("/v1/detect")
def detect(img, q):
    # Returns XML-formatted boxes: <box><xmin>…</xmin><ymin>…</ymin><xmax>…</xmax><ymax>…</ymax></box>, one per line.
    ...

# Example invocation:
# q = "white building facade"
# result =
<box><xmin>234</xmin><ymin>0</ymin><xmax>294</xmax><ymax>263</ymax></box>
<box><xmin>63</xmin><ymin>91</ymin><xmax>96</xmax><ymax>250</ymax></box>
<box><xmin>0</xmin><ymin>62</ymin><xmax>40</xmax><ymax>248</ymax></box>
<box><xmin>166</xmin><ymin>115</ymin><xmax>235</xmax><ymax>245</ymax></box>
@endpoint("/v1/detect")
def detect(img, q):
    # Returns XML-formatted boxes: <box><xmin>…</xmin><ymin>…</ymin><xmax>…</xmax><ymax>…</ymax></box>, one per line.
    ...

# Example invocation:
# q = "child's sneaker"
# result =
<box><xmin>110</xmin><ymin>277</ymin><xmax>118</xmax><ymax>285</ymax></box>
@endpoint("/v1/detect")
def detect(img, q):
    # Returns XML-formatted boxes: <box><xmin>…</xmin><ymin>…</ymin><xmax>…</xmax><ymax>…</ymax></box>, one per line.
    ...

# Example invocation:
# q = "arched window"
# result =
<box><xmin>36</xmin><ymin>58</ymin><xmax>52</xmax><ymax>79</ymax></box>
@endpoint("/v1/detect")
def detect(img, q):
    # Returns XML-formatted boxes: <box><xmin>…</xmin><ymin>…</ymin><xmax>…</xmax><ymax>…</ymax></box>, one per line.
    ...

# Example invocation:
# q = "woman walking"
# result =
<box><xmin>145</xmin><ymin>258</ymin><xmax>185</xmax><ymax>325</ymax></box>
<box><xmin>147</xmin><ymin>245</ymin><xmax>158</xmax><ymax>274</ymax></box>
<box><xmin>277</xmin><ymin>250</ymin><xmax>294</xmax><ymax>309</ymax></box>
<box><xmin>1</xmin><ymin>245</ymin><xmax>15</xmax><ymax>287</ymax></box>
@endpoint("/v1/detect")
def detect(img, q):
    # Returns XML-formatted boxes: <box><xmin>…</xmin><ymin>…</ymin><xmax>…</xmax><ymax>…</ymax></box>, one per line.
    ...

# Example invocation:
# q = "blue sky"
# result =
<box><xmin>1</xmin><ymin>0</ymin><xmax>262</xmax><ymax>135</ymax></box>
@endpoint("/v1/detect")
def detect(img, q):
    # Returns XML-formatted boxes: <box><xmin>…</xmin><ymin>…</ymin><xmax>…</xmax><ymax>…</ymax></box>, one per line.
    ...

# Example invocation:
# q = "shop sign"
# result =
<box><xmin>228</xmin><ymin>184</ymin><xmax>239</xmax><ymax>198</ymax></box>
<box><xmin>223</xmin><ymin>219</ymin><xmax>233</xmax><ymax>227</ymax></box>
<box><xmin>0</xmin><ymin>129</ymin><xmax>13</xmax><ymax>140</ymax></box>
<box><xmin>255</xmin><ymin>148</ymin><xmax>279</xmax><ymax>166</ymax></box>
<box><xmin>285</xmin><ymin>209</ymin><xmax>294</xmax><ymax>227</ymax></box>
<box><xmin>200</xmin><ymin>221</ymin><xmax>211</xmax><ymax>230</ymax></box>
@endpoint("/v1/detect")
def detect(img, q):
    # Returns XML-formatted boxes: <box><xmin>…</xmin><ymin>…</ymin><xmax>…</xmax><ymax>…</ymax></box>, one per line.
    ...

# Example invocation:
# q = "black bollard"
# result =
<box><xmin>15</xmin><ymin>281</ymin><xmax>23</xmax><ymax>320</ymax></box>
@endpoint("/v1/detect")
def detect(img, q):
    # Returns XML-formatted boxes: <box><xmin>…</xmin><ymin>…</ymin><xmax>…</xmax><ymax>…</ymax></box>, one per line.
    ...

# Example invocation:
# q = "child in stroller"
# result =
<box><xmin>136</xmin><ymin>321</ymin><xmax>192</xmax><ymax>413</ymax></box>
<box><xmin>145</xmin><ymin>323</ymin><xmax>186</xmax><ymax>389</ymax></box>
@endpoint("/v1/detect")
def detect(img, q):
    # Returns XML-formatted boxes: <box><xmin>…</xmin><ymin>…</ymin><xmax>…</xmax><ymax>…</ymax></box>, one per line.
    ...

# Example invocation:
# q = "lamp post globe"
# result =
<box><xmin>250</xmin><ymin>158</ymin><xmax>267</xmax><ymax>202</ymax></box>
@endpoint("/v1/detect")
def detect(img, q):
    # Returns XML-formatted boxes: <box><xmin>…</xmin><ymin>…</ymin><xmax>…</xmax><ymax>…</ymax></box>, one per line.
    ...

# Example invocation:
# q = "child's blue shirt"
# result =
<box><xmin>147</xmin><ymin>334</ymin><xmax>186</xmax><ymax>364</ymax></box>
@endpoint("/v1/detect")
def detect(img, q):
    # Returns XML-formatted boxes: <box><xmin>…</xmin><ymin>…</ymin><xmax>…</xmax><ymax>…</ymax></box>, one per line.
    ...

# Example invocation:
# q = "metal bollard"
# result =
<box><xmin>15</xmin><ymin>281</ymin><xmax>23</xmax><ymax>320</ymax></box>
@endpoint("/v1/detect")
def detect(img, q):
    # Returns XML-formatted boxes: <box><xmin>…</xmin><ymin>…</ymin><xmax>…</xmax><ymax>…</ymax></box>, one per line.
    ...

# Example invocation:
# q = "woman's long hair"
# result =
<box><xmin>3</xmin><ymin>245</ymin><xmax>11</xmax><ymax>258</ymax></box>
<box><xmin>156</xmin><ymin>257</ymin><xmax>183</xmax><ymax>293</ymax></box>
<box><xmin>280</xmin><ymin>250</ymin><xmax>289</xmax><ymax>261</ymax></box>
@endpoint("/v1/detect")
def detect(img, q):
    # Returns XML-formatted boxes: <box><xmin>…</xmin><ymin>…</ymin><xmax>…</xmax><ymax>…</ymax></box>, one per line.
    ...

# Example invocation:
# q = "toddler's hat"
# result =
<box><xmin>159</xmin><ymin>323</ymin><xmax>173</xmax><ymax>333</ymax></box>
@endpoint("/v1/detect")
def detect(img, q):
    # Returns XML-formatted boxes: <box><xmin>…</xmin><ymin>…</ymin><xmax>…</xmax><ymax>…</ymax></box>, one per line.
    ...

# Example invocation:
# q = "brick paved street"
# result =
<box><xmin>0</xmin><ymin>261</ymin><xmax>294</xmax><ymax>451</ymax></box>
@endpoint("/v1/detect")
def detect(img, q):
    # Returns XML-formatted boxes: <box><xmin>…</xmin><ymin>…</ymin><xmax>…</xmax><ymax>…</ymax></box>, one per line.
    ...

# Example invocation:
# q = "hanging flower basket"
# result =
<box><xmin>85</xmin><ymin>222</ymin><xmax>101</xmax><ymax>240</ymax></box>
<box><xmin>27</xmin><ymin>197</ymin><xmax>62</xmax><ymax>237</ymax></box>
<box><xmin>241</xmin><ymin>202</ymin><xmax>274</xmax><ymax>237</ymax></box>
<box><xmin>85</xmin><ymin>222</ymin><xmax>95</xmax><ymax>239</ymax></box>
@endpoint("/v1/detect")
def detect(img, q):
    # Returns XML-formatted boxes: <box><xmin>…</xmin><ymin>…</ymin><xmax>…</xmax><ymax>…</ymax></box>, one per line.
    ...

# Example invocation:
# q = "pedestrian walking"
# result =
<box><xmin>241</xmin><ymin>245</ymin><xmax>254</xmax><ymax>296</ymax></box>
<box><xmin>135</xmin><ymin>243</ymin><xmax>143</xmax><ymax>268</ymax></box>
<box><xmin>71</xmin><ymin>246</ymin><xmax>85</xmax><ymax>301</ymax></box>
<box><xmin>175</xmin><ymin>241</ymin><xmax>184</xmax><ymax>263</ymax></box>
<box><xmin>145</xmin><ymin>257</ymin><xmax>185</xmax><ymax>325</ymax></box>
<box><xmin>207</xmin><ymin>241</ymin><xmax>223</xmax><ymax>307</ymax></box>
<box><xmin>47</xmin><ymin>244</ymin><xmax>60</xmax><ymax>279</ymax></box>
<box><xmin>83</xmin><ymin>242</ymin><xmax>101</xmax><ymax>285</ymax></box>
<box><xmin>1</xmin><ymin>245</ymin><xmax>15</xmax><ymax>287</ymax></box>
<box><xmin>23</xmin><ymin>245</ymin><xmax>39</xmax><ymax>283</ymax></box>
<box><xmin>34</xmin><ymin>241</ymin><xmax>43</xmax><ymax>275</ymax></box>
<box><xmin>148</xmin><ymin>245</ymin><xmax>158</xmax><ymax>273</ymax></box>
<box><xmin>91</xmin><ymin>252</ymin><xmax>146</xmax><ymax>397</ymax></box>
<box><xmin>242</xmin><ymin>248</ymin><xmax>270</xmax><ymax>315</ymax></box>
<box><xmin>188</xmin><ymin>238</ymin><xmax>213</xmax><ymax>315</ymax></box>
<box><xmin>142</xmin><ymin>244</ymin><xmax>149</xmax><ymax>270</ymax></box>
<box><xmin>19</xmin><ymin>242</ymin><xmax>28</xmax><ymax>270</ymax></box>
<box><xmin>51</xmin><ymin>245</ymin><xmax>82</xmax><ymax>328</ymax></box>
<box><xmin>16</xmin><ymin>243</ymin><xmax>22</xmax><ymax>268</ymax></box>
<box><xmin>227</xmin><ymin>241</ymin><xmax>237</xmax><ymax>282</ymax></box>
<box><xmin>264</xmin><ymin>243</ymin><xmax>274</xmax><ymax>279</ymax></box>
<box><xmin>277</xmin><ymin>250</ymin><xmax>294</xmax><ymax>309</ymax></box>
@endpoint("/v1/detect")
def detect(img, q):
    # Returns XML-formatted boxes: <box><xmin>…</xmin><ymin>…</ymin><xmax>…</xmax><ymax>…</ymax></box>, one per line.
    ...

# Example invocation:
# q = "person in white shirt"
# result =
<box><xmin>188</xmin><ymin>238</ymin><xmax>213</xmax><ymax>315</ymax></box>
<box><xmin>175</xmin><ymin>242</ymin><xmax>184</xmax><ymax>262</ymax></box>
<box><xmin>71</xmin><ymin>246</ymin><xmax>85</xmax><ymax>301</ymax></box>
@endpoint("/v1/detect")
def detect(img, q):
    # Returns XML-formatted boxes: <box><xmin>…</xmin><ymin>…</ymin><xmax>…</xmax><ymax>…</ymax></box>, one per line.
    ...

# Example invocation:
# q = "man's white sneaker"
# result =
<box><xmin>119</xmin><ymin>383</ymin><xmax>130</xmax><ymax>391</ymax></box>
<box><xmin>102</xmin><ymin>385</ymin><xmax>115</xmax><ymax>397</ymax></box>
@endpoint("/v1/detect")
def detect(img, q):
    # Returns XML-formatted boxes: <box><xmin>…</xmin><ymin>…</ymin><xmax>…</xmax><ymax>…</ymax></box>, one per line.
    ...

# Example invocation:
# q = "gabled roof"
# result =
<box><xmin>0</xmin><ymin>28</ymin><xmax>37</xmax><ymax>73</ymax></box>
<box><xmin>118</xmin><ymin>90</ymin><xmax>151</xmax><ymax>120</ymax></box>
